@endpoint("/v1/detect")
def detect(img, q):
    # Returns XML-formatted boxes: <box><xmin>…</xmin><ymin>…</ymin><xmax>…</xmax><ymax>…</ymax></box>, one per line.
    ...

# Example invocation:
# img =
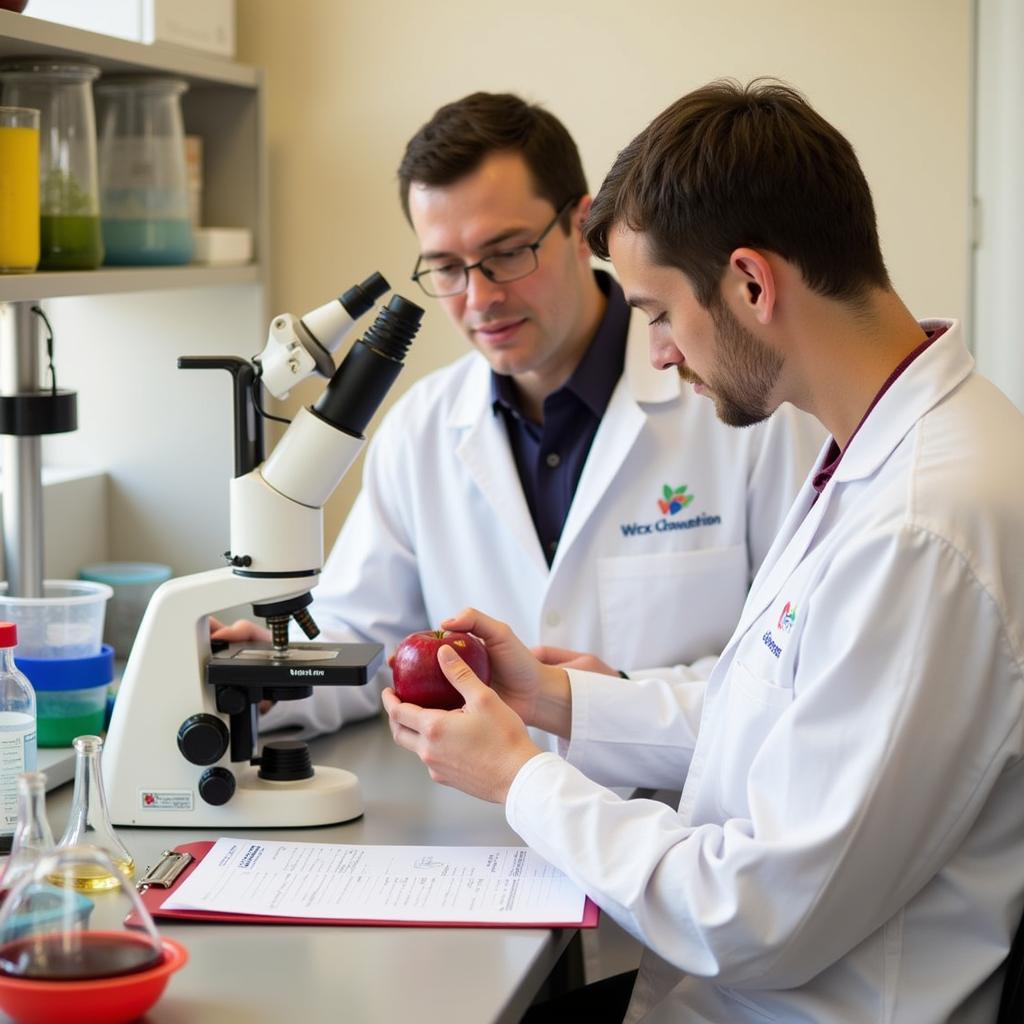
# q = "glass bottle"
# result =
<box><xmin>0</xmin><ymin>622</ymin><xmax>37</xmax><ymax>855</ymax></box>
<box><xmin>0</xmin><ymin>60</ymin><xmax>104</xmax><ymax>269</ymax></box>
<box><xmin>95</xmin><ymin>76</ymin><xmax>194</xmax><ymax>265</ymax></box>
<box><xmin>54</xmin><ymin>735</ymin><xmax>134</xmax><ymax>890</ymax></box>
<box><xmin>1</xmin><ymin>772</ymin><xmax>54</xmax><ymax>893</ymax></box>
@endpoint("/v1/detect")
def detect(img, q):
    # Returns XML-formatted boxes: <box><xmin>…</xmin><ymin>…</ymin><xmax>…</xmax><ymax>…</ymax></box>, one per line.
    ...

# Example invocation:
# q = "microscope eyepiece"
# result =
<box><xmin>361</xmin><ymin>295</ymin><xmax>425</xmax><ymax>361</ymax></box>
<box><xmin>312</xmin><ymin>295</ymin><xmax>425</xmax><ymax>437</ymax></box>
<box><xmin>339</xmin><ymin>272</ymin><xmax>390</xmax><ymax>320</ymax></box>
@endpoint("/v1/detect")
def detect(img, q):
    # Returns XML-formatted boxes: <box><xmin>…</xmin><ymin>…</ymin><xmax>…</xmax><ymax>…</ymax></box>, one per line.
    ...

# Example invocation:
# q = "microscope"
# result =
<box><xmin>102</xmin><ymin>274</ymin><xmax>424</xmax><ymax>827</ymax></box>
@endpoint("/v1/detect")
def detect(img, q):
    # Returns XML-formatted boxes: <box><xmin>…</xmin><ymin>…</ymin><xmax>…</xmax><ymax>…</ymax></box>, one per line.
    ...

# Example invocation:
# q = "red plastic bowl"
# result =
<box><xmin>0</xmin><ymin>936</ymin><xmax>187</xmax><ymax>1024</ymax></box>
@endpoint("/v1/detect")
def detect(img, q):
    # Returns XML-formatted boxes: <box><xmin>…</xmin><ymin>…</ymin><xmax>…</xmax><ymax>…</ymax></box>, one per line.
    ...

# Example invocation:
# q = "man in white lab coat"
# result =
<box><xmin>245</xmin><ymin>93</ymin><xmax>820</xmax><ymax>738</ymax></box>
<box><xmin>382</xmin><ymin>80</ymin><xmax>1024</xmax><ymax>1023</ymax></box>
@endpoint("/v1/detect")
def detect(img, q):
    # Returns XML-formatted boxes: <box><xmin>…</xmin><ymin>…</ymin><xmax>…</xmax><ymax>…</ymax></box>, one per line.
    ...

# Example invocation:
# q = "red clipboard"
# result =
<box><xmin>133</xmin><ymin>841</ymin><xmax>600</xmax><ymax>929</ymax></box>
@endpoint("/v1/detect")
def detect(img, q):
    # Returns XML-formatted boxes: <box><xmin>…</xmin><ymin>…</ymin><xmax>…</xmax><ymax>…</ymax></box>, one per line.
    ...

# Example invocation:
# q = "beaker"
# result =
<box><xmin>54</xmin><ymin>736</ymin><xmax>134</xmax><ymax>891</ymax></box>
<box><xmin>1</xmin><ymin>773</ymin><xmax>54</xmax><ymax>895</ymax></box>
<box><xmin>95</xmin><ymin>76</ymin><xmax>194</xmax><ymax>265</ymax></box>
<box><xmin>0</xmin><ymin>60</ymin><xmax>104</xmax><ymax>270</ymax></box>
<box><xmin>0</xmin><ymin>106</ymin><xmax>39</xmax><ymax>274</ymax></box>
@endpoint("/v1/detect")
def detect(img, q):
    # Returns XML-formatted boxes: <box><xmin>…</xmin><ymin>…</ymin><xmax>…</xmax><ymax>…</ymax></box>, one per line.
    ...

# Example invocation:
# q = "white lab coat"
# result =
<box><xmin>262</xmin><ymin>312</ymin><xmax>823</xmax><ymax>736</ymax></box>
<box><xmin>506</xmin><ymin>321</ymin><xmax>1024</xmax><ymax>1023</ymax></box>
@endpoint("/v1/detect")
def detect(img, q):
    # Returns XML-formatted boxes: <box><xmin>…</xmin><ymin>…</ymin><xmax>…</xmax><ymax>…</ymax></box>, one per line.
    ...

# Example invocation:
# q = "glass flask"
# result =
<box><xmin>95</xmin><ymin>76</ymin><xmax>194</xmax><ymax>265</ymax></box>
<box><xmin>0</xmin><ymin>846</ymin><xmax>161</xmax><ymax>981</ymax></box>
<box><xmin>54</xmin><ymin>736</ymin><xmax>134</xmax><ymax>890</ymax></box>
<box><xmin>0</xmin><ymin>60</ymin><xmax>104</xmax><ymax>269</ymax></box>
<box><xmin>1</xmin><ymin>773</ymin><xmax>53</xmax><ymax>894</ymax></box>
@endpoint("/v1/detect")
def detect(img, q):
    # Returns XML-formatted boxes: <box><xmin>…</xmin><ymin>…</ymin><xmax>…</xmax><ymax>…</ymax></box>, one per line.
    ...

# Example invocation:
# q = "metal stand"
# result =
<box><xmin>0</xmin><ymin>299</ymin><xmax>78</xmax><ymax>598</ymax></box>
<box><xmin>0</xmin><ymin>300</ymin><xmax>43</xmax><ymax>598</ymax></box>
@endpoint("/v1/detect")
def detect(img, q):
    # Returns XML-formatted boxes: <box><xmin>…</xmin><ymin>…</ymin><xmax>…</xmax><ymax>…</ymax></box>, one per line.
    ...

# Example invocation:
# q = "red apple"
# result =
<box><xmin>389</xmin><ymin>630</ymin><xmax>491</xmax><ymax>710</ymax></box>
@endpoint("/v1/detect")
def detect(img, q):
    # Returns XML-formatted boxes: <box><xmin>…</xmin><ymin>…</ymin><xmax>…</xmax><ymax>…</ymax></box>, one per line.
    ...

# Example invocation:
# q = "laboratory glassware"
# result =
<box><xmin>0</xmin><ymin>60</ymin><xmax>104</xmax><ymax>269</ymax></box>
<box><xmin>95</xmin><ymin>76</ymin><xmax>194</xmax><ymax>265</ymax></box>
<box><xmin>54</xmin><ymin>736</ymin><xmax>134</xmax><ymax>890</ymax></box>
<box><xmin>1</xmin><ymin>773</ymin><xmax>54</xmax><ymax>894</ymax></box>
<box><xmin>0</xmin><ymin>106</ymin><xmax>39</xmax><ymax>273</ymax></box>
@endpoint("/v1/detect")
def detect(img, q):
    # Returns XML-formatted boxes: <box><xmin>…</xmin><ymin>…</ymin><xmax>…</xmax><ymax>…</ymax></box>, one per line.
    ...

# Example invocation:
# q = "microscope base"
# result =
<box><xmin>117</xmin><ymin>765</ymin><xmax>363</xmax><ymax>828</ymax></box>
<box><xmin>232</xmin><ymin>764</ymin><xmax>364</xmax><ymax>827</ymax></box>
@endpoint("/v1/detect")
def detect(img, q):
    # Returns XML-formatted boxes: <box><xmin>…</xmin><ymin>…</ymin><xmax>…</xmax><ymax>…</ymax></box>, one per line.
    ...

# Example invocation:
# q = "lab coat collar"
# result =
<box><xmin>446</xmin><ymin>305</ymin><xmax>678</xmax><ymax>430</ymax></box>
<box><xmin>831</xmin><ymin>319</ymin><xmax>970</xmax><ymax>484</ymax></box>
<box><xmin>721</xmin><ymin>318</ymin><xmax>970</xmax><ymax>657</ymax></box>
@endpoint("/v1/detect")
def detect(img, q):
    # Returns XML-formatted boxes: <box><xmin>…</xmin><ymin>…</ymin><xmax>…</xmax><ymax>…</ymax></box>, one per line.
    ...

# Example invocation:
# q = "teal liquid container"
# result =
<box><xmin>95</xmin><ymin>76</ymin><xmax>193</xmax><ymax>266</ymax></box>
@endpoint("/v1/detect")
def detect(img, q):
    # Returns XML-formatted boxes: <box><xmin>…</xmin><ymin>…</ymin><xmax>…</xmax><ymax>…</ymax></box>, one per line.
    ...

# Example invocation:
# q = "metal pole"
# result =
<box><xmin>0</xmin><ymin>300</ymin><xmax>44</xmax><ymax>597</ymax></box>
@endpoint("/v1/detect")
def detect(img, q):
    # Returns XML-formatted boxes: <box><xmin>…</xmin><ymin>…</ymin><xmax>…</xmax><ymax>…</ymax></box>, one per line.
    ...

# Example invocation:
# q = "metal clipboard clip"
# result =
<box><xmin>137</xmin><ymin>850</ymin><xmax>193</xmax><ymax>892</ymax></box>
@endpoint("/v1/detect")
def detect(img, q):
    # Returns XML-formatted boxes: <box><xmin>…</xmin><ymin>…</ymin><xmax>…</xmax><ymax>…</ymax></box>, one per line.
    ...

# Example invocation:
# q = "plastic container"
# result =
<box><xmin>0</xmin><ymin>60</ymin><xmax>104</xmax><ymax>270</ymax></box>
<box><xmin>16</xmin><ymin>646</ymin><xmax>113</xmax><ymax>748</ymax></box>
<box><xmin>78</xmin><ymin>564</ymin><xmax>171</xmax><ymax>659</ymax></box>
<box><xmin>95</xmin><ymin>76</ymin><xmax>193</xmax><ymax>265</ymax></box>
<box><xmin>0</xmin><ymin>582</ymin><xmax>112</xmax><ymax>660</ymax></box>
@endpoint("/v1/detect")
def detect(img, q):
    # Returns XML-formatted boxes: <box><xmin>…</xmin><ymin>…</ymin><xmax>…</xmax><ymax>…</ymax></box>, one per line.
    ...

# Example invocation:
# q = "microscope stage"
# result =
<box><xmin>207</xmin><ymin>641</ymin><xmax>384</xmax><ymax>687</ymax></box>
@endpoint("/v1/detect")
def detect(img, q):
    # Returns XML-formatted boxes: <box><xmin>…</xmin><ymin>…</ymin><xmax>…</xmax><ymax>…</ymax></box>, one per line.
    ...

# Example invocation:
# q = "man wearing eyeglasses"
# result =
<box><xmin>256</xmin><ymin>92</ymin><xmax>822</xmax><ymax>745</ymax></box>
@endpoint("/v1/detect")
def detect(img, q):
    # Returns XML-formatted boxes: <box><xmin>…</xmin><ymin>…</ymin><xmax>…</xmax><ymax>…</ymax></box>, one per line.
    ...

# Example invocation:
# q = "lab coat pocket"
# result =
<box><xmin>597</xmin><ymin>544</ymin><xmax>748</xmax><ymax>669</ymax></box>
<box><xmin>714</xmin><ymin>658</ymin><xmax>794</xmax><ymax>818</ymax></box>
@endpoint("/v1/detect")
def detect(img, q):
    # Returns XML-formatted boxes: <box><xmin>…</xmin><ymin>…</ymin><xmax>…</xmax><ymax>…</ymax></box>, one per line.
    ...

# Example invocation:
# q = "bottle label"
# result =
<box><xmin>0</xmin><ymin>711</ymin><xmax>37</xmax><ymax>831</ymax></box>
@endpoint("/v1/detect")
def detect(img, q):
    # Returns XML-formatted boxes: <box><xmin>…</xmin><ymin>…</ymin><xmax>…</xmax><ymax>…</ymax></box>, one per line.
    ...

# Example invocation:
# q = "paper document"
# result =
<box><xmin>162</xmin><ymin>837</ymin><xmax>589</xmax><ymax>925</ymax></box>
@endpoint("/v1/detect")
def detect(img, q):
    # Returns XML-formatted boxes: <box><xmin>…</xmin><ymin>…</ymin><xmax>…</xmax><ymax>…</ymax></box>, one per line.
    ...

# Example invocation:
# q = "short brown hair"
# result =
<box><xmin>398</xmin><ymin>92</ymin><xmax>587</xmax><ymax>228</ymax></box>
<box><xmin>585</xmin><ymin>79</ymin><xmax>890</xmax><ymax>307</ymax></box>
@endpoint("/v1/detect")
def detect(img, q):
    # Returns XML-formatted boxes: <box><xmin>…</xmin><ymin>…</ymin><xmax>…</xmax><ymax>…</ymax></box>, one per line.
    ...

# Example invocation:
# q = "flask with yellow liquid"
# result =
<box><xmin>54</xmin><ymin>735</ymin><xmax>135</xmax><ymax>891</ymax></box>
<box><xmin>0</xmin><ymin>106</ymin><xmax>39</xmax><ymax>274</ymax></box>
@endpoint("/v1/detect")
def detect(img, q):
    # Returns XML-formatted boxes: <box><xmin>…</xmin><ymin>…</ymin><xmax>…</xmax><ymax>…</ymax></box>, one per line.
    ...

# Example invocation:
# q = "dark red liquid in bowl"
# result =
<box><xmin>0</xmin><ymin>932</ymin><xmax>162</xmax><ymax>980</ymax></box>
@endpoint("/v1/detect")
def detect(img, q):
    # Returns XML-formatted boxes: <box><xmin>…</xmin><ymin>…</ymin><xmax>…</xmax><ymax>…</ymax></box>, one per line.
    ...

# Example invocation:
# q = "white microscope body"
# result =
<box><xmin>103</xmin><ymin>278</ymin><xmax>424</xmax><ymax>827</ymax></box>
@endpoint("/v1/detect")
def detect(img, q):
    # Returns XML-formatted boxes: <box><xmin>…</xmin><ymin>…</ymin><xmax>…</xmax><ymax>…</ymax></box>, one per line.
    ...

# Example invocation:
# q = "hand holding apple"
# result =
<box><xmin>390</xmin><ymin>629</ymin><xmax>491</xmax><ymax>710</ymax></box>
<box><xmin>383</xmin><ymin>642</ymin><xmax>541</xmax><ymax>803</ymax></box>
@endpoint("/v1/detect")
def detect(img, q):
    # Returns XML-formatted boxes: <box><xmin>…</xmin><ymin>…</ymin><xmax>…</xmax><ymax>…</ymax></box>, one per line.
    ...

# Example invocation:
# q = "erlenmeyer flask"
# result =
<box><xmin>0</xmin><ymin>845</ymin><xmax>160</xmax><ymax>979</ymax></box>
<box><xmin>1</xmin><ymin>773</ymin><xmax>54</xmax><ymax>894</ymax></box>
<box><xmin>54</xmin><ymin>736</ymin><xmax>134</xmax><ymax>890</ymax></box>
<box><xmin>0</xmin><ymin>846</ymin><xmax>188</xmax><ymax>1023</ymax></box>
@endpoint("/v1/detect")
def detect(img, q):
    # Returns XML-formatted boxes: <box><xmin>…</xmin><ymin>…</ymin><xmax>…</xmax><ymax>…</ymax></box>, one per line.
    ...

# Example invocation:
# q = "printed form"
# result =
<box><xmin>162</xmin><ymin>838</ymin><xmax>589</xmax><ymax>925</ymax></box>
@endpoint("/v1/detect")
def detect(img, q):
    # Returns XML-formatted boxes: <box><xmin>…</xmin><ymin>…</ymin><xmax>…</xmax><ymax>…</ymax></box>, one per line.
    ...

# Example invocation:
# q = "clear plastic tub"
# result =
<box><xmin>0</xmin><ymin>581</ymin><xmax>113</xmax><ymax>659</ymax></box>
<box><xmin>78</xmin><ymin>564</ymin><xmax>171</xmax><ymax>659</ymax></box>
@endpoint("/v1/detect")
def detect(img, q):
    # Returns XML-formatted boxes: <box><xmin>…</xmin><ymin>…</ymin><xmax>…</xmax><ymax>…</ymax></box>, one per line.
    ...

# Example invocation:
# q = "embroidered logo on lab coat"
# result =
<box><xmin>777</xmin><ymin>601</ymin><xmax>797</xmax><ymax>632</ymax></box>
<box><xmin>619</xmin><ymin>483</ymin><xmax>721</xmax><ymax>538</ymax></box>
<box><xmin>657</xmin><ymin>483</ymin><xmax>694</xmax><ymax>516</ymax></box>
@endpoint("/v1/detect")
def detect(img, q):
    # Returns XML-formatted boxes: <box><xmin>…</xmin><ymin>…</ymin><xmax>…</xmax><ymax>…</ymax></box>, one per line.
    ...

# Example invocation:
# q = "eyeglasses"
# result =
<box><xmin>411</xmin><ymin>197</ymin><xmax>579</xmax><ymax>298</ymax></box>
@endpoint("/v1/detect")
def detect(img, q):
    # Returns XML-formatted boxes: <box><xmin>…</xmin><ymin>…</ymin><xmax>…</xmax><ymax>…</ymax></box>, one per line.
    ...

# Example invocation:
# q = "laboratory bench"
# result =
<box><xmin>20</xmin><ymin>714</ymin><xmax>577</xmax><ymax>1024</ymax></box>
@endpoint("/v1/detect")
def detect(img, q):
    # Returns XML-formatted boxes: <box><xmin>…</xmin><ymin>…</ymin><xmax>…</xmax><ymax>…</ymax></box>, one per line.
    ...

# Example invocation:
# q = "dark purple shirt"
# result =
<box><xmin>812</xmin><ymin>324</ymin><xmax>947</xmax><ymax>496</ymax></box>
<box><xmin>492</xmin><ymin>271</ymin><xmax>629</xmax><ymax>565</ymax></box>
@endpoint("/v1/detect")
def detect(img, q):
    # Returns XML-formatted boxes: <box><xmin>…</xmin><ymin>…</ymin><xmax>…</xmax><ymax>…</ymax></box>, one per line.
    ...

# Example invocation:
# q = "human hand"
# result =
<box><xmin>531</xmin><ymin>644</ymin><xmax>619</xmax><ymax>676</ymax></box>
<box><xmin>209</xmin><ymin>616</ymin><xmax>271</xmax><ymax>644</ymax></box>
<box><xmin>209</xmin><ymin>617</ymin><xmax>274</xmax><ymax>712</ymax></box>
<box><xmin>438</xmin><ymin>608</ymin><xmax>568</xmax><ymax>730</ymax></box>
<box><xmin>382</xmin><ymin>644</ymin><xmax>542</xmax><ymax>803</ymax></box>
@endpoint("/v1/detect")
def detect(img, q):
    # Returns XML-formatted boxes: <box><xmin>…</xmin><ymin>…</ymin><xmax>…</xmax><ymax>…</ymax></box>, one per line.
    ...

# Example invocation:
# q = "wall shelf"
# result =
<box><xmin>0</xmin><ymin>8</ymin><xmax>269</xmax><ymax>298</ymax></box>
<box><xmin>0</xmin><ymin>9</ymin><xmax>257</xmax><ymax>88</ymax></box>
<box><xmin>0</xmin><ymin>264</ymin><xmax>262</xmax><ymax>302</ymax></box>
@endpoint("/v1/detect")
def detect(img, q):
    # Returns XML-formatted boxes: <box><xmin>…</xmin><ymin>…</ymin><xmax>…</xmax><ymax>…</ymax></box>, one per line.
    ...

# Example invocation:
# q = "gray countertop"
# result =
<box><xmin>12</xmin><ymin>715</ymin><xmax>575</xmax><ymax>1024</ymax></box>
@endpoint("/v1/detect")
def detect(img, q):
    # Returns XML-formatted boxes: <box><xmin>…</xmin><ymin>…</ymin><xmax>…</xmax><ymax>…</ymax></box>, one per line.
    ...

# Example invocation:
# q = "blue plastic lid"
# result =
<box><xmin>79</xmin><ymin>562</ymin><xmax>172</xmax><ymax>586</ymax></box>
<box><xmin>16</xmin><ymin>645</ymin><xmax>114</xmax><ymax>690</ymax></box>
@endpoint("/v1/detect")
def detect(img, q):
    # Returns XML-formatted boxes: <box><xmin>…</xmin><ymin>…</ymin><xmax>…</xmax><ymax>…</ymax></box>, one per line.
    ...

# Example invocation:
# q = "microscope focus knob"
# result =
<box><xmin>177</xmin><ymin>714</ymin><xmax>230</xmax><ymax>766</ymax></box>
<box><xmin>198</xmin><ymin>767</ymin><xmax>236</xmax><ymax>806</ymax></box>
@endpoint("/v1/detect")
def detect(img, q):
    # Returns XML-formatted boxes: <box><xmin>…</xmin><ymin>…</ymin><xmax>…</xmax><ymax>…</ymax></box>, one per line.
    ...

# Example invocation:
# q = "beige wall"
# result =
<box><xmin>238</xmin><ymin>0</ymin><xmax>972</xmax><ymax>549</ymax></box>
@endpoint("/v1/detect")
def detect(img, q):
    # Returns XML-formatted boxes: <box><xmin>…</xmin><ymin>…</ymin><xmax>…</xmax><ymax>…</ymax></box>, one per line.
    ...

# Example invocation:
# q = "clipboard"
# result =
<box><xmin>132</xmin><ymin>841</ymin><xmax>600</xmax><ymax>929</ymax></box>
